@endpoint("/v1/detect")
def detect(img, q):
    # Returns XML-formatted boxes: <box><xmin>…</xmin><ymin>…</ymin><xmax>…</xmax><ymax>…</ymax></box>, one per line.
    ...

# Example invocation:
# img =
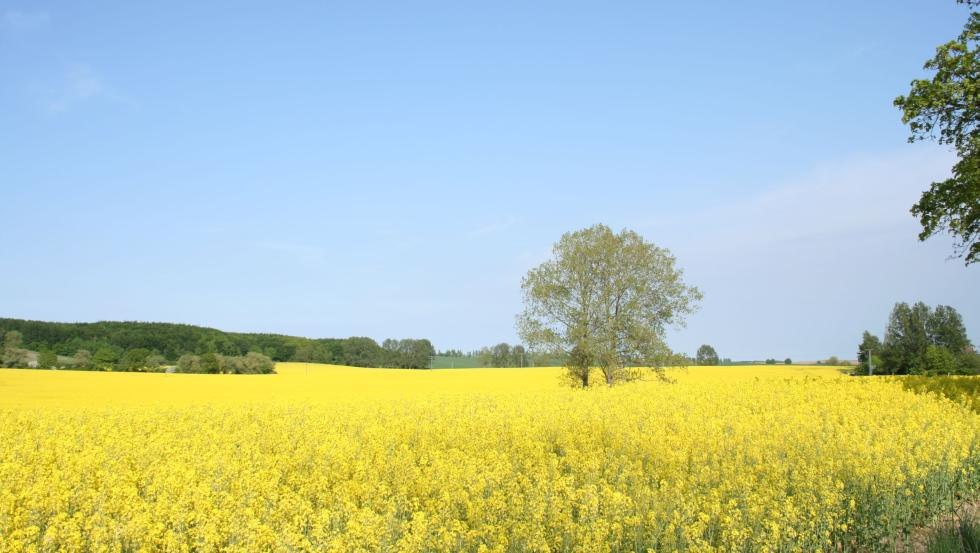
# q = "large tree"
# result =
<box><xmin>895</xmin><ymin>1</ymin><xmax>980</xmax><ymax>264</ymax></box>
<box><xmin>518</xmin><ymin>224</ymin><xmax>702</xmax><ymax>386</ymax></box>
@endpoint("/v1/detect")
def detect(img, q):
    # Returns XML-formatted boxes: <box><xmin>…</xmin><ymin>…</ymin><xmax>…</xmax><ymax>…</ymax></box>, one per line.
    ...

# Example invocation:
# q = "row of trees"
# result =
<box><xmin>1</xmin><ymin>330</ymin><xmax>278</xmax><ymax>374</ymax></box>
<box><xmin>176</xmin><ymin>352</ymin><xmax>275</xmax><ymax>374</ymax></box>
<box><xmin>0</xmin><ymin>319</ymin><xmax>438</xmax><ymax>370</ymax></box>
<box><xmin>857</xmin><ymin>302</ymin><xmax>977</xmax><ymax>376</ymax></box>
<box><xmin>693</xmin><ymin>345</ymin><xmax>792</xmax><ymax>366</ymax></box>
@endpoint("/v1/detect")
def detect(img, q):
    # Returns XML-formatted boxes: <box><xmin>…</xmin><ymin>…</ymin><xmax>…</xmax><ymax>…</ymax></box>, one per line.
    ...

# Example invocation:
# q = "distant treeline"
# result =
<box><xmin>0</xmin><ymin>318</ymin><xmax>435</xmax><ymax>370</ymax></box>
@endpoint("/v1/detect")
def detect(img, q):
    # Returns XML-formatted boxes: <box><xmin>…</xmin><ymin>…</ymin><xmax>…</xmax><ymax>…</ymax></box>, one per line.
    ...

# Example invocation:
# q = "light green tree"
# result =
<box><xmin>518</xmin><ymin>224</ymin><xmax>701</xmax><ymax>386</ymax></box>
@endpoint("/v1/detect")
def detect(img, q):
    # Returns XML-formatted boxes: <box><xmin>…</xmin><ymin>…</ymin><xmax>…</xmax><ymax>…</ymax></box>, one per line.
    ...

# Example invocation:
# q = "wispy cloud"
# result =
<box><xmin>1</xmin><ymin>10</ymin><xmax>49</xmax><ymax>33</ymax></box>
<box><xmin>43</xmin><ymin>64</ymin><xmax>135</xmax><ymax>113</ymax></box>
<box><xmin>652</xmin><ymin>148</ymin><xmax>955</xmax><ymax>255</ymax></box>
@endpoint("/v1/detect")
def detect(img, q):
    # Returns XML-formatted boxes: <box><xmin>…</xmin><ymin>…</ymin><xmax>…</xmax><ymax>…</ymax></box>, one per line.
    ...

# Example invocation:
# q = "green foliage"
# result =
<box><xmin>4</xmin><ymin>330</ymin><xmax>23</xmax><ymax>350</ymax></box>
<box><xmin>895</xmin><ymin>4</ymin><xmax>980</xmax><ymax>264</ymax></box>
<box><xmin>119</xmin><ymin>348</ymin><xmax>152</xmax><ymax>372</ymax></box>
<box><xmin>72</xmin><ymin>349</ymin><xmax>92</xmax><ymax>370</ymax></box>
<box><xmin>784</xmin><ymin>358</ymin><xmax>792</xmax><ymax>365</ymax></box>
<box><xmin>696</xmin><ymin>344</ymin><xmax>719</xmax><ymax>366</ymax></box>
<box><xmin>200</xmin><ymin>353</ymin><xmax>221</xmax><ymax>374</ymax></box>
<box><xmin>92</xmin><ymin>347</ymin><xmax>119</xmax><ymax>370</ymax></box>
<box><xmin>925</xmin><ymin>517</ymin><xmax>980</xmax><ymax>552</ymax></box>
<box><xmin>0</xmin><ymin>318</ymin><xmax>437</xmax><ymax>371</ymax></box>
<box><xmin>900</xmin><ymin>375</ymin><xmax>980</xmax><ymax>413</ymax></box>
<box><xmin>875</xmin><ymin>302</ymin><xmax>975</xmax><ymax>375</ymax></box>
<box><xmin>518</xmin><ymin>224</ymin><xmax>702</xmax><ymax>386</ymax></box>
<box><xmin>37</xmin><ymin>350</ymin><xmax>57</xmax><ymax>369</ymax></box>
<box><xmin>925</xmin><ymin>345</ymin><xmax>960</xmax><ymax>375</ymax></box>
<box><xmin>380</xmin><ymin>339</ymin><xmax>436</xmax><ymax>369</ymax></box>
<box><xmin>857</xmin><ymin>331</ymin><xmax>883</xmax><ymax>375</ymax></box>
<box><xmin>174</xmin><ymin>352</ymin><xmax>276</xmax><ymax>374</ymax></box>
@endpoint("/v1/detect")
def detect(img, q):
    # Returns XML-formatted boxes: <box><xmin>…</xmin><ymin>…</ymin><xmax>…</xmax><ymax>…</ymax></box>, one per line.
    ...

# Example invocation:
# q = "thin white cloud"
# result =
<box><xmin>1</xmin><ymin>10</ymin><xmax>49</xmax><ymax>33</ymax></box>
<box><xmin>44</xmin><ymin>64</ymin><xmax>135</xmax><ymax>113</ymax></box>
<box><xmin>658</xmin><ymin>148</ymin><xmax>956</xmax><ymax>254</ymax></box>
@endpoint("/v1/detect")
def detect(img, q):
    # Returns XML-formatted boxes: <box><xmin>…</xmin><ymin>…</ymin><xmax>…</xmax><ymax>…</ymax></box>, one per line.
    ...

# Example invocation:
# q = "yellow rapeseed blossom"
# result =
<box><xmin>0</xmin><ymin>365</ymin><xmax>976</xmax><ymax>552</ymax></box>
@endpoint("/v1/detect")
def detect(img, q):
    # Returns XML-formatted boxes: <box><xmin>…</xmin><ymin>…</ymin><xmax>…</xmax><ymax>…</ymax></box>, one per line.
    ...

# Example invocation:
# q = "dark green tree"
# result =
<box><xmin>784</xmin><ymin>358</ymin><xmax>792</xmax><ymax>365</ymax></box>
<box><xmin>696</xmin><ymin>344</ymin><xmax>719</xmax><ymax>366</ymax></box>
<box><xmin>91</xmin><ymin>347</ymin><xmax>119</xmax><ymax>370</ymax></box>
<box><xmin>490</xmin><ymin>343</ymin><xmax>512</xmax><ymax>367</ymax></box>
<box><xmin>928</xmin><ymin>305</ymin><xmax>972</xmax><ymax>354</ymax></box>
<box><xmin>119</xmin><ymin>348</ymin><xmax>152</xmax><ymax>372</ymax></box>
<box><xmin>881</xmin><ymin>302</ymin><xmax>933</xmax><ymax>374</ymax></box>
<box><xmin>895</xmin><ymin>1</ymin><xmax>980</xmax><ymax>264</ymax></box>
<box><xmin>856</xmin><ymin>331</ymin><xmax>883</xmax><ymax>375</ymax></box>
<box><xmin>924</xmin><ymin>344</ymin><xmax>959</xmax><ymax>375</ymax></box>
<box><xmin>199</xmin><ymin>352</ymin><xmax>221</xmax><ymax>374</ymax></box>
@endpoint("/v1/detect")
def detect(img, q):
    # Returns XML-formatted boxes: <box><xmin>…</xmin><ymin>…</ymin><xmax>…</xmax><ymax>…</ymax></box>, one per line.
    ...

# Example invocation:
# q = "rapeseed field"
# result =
<box><xmin>0</xmin><ymin>365</ymin><xmax>977</xmax><ymax>552</ymax></box>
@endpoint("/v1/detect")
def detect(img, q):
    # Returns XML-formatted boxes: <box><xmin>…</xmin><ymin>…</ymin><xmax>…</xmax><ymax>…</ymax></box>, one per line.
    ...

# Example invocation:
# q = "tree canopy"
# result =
<box><xmin>518</xmin><ymin>224</ymin><xmax>701</xmax><ymax>386</ymax></box>
<box><xmin>895</xmin><ymin>1</ymin><xmax>980</xmax><ymax>264</ymax></box>
<box><xmin>696</xmin><ymin>344</ymin><xmax>720</xmax><ymax>366</ymax></box>
<box><xmin>861</xmin><ymin>302</ymin><xmax>976</xmax><ymax>375</ymax></box>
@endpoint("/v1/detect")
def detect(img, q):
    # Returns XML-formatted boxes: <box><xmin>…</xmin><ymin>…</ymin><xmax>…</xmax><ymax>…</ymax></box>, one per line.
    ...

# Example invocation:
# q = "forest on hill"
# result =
<box><xmin>0</xmin><ymin>318</ymin><xmax>434</xmax><ymax>370</ymax></box>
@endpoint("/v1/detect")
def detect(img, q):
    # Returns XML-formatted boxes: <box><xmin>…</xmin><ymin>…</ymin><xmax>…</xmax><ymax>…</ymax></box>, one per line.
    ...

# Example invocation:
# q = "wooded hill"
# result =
<box><xmin>0</xmin><ymin>318</ymin><xmax>435</xmax><ymax>369</ymax></box>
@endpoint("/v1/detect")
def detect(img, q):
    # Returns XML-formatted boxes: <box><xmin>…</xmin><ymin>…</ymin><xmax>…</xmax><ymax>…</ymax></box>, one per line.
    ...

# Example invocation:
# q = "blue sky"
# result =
<box><xmin>1</xmin><ymin>1</ymin><xmax>977</xmax><ymax>360</ymax></box>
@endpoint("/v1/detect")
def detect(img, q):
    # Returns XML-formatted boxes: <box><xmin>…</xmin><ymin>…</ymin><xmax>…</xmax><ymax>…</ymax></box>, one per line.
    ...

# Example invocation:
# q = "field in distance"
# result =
<box><xmin>0</xmin><ymin>364</ymin><xmax>976</xmax><ymax>552</ymax></box>
<box><xmin>0</xmin><ymin>363</ymin><xmax>845</xmax><ymax>408</ymax></box>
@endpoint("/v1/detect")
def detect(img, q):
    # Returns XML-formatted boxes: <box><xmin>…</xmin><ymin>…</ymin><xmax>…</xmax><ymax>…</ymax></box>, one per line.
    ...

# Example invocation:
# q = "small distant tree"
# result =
<box><xmin>144</xmin><ymin>354</ymin><xmax>166</xmax><ymax>371</ymax></box>
<box><xmin>37</xmin><ymin>350</ymin><xmax>57</xmax><ymax>369</ymax></box>
<box><xmin>92</xmin><ymin>347</ymin><xmax>119</xmax><ymax>370</ymax></box>
<box><xmin>784</xmin><ymin>358</ymin><xmax>792</xmax><ymax>365</ymax></box>
<box><xmin>240</xmin><ymin>352</ymin><xmax>275</xmax><ymax>374</ymax></box>
<box><xmin>342</xmin><ymin>337</ymin><xmax>382</xmax><ymax>367</ymax></box>
<box><xmin>825</xmin><ymin>356</ymin><xmax>841</xmax><ymax>366</ymax></box>
<box><xmin>490</xmin><ymin>343</ymin><xmax>512</xmax><ymax>367</ymax></box>
<box><xmin>857</xmin><ymin>331</ymin><xmax>883</xmax><ymax>375</ymax></box>
<box><xmin>176</xmin><ymin>354</ymin><xmax>201</xmax><ymax>373</ymax></box>
<box><xmin>511</xmin><ymin>344</ymin><xmax>527</xmax><ymax>367</ymax></box>
<box><xmin>200</xmin><ymin>352</ymin><xmax>221</xmax><ymax>374</ymax></box>
<box><xmin>765</xmin><ymin>358</ymin><xmax>776</xmax><ymax>365</ymax></box>
<box><xmin>73</xmin><ymin>349</ymin><xmax>92</xmax><ymax>370</ymax></box>
<box><xmin>4</xmin><ymin>330</ymin><xmax>23</xmax><ymax>350</ymax></box>
<box><xmin>119</xmin><ymin>348</ymin><xmax>152</xmax><ymax>372</ymax></box>
<box><xmin>2</xmin><ymin>331</ymin><xmax>30</xmax><ymax>367</ymax></box>
<box><xmin>696</xmin><ymin>344</ymin><xmax>719</xmax><ymax>366</ymax></box>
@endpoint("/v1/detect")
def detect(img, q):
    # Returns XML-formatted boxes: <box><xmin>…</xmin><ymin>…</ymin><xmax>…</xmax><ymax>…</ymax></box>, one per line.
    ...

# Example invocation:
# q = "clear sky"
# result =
<box><xmin>2</xmin><ymin>1</ymin><xmax>977</xmax><ymax>360</ymax></box>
